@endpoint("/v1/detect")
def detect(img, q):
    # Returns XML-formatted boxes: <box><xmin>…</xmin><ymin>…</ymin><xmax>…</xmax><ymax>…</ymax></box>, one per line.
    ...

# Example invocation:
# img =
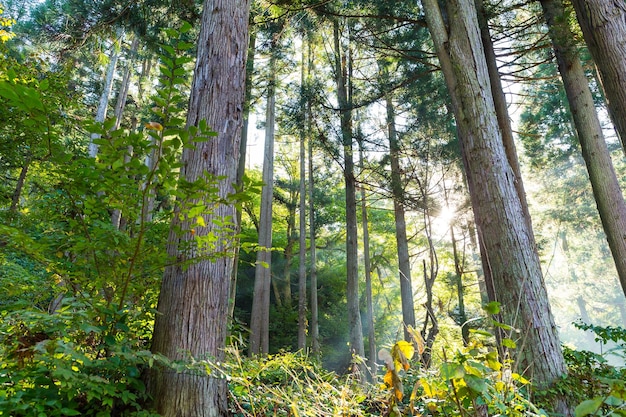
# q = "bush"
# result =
<box><xmin>0</xmin><ymin>299</ymin><xmax>161</xmax><ymax>417</ymax></box>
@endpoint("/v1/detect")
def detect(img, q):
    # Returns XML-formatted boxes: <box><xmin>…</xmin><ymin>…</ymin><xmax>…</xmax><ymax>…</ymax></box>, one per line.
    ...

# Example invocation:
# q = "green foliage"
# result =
<box><xmin>554</xmin><ymin>324</ymin><xmax>626</xmax><ymax>417</ymax></box>
<box><xmin>0</xmin><ymin>299</ymin><xmax>163</xmax><ymax>417</ymax></box>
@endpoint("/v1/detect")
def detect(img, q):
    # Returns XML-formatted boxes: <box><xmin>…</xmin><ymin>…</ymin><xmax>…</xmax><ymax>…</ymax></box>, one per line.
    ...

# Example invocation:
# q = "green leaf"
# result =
<box><xmin>483</xmin><ymin>301</ymin><xmax>500</xmax><ymax>314</ymax></box>
<box><xmin>502</xmin><ymin>338</ymin><xmax>517</xmax><ymax>349</ymax></box>
<box><xmin>441</xmin><ymin>362</ymin><xmax>465</xmax><ymax>380</ymax></box>
<box><xmin>575</xmin><ymin>398</ymin><xmax>603</xmax><ymax>417</ymax></box>
<box><xmin>464</xmin><ymin>374</ymin><xmax>487</xmax><ymax>394</ymax></box>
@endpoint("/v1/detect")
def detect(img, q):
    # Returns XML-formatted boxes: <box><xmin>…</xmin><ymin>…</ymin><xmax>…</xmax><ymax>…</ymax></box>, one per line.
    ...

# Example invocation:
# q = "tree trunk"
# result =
<box><xmin>89</xmin><ymin>28</ymin><xmax>123</xmax><ymax>158</ymax></box>
<box><xmin>249</xmin><ymin>47</ymin><xmax>277</xmax><ymax>356</ymax></box>
<box><xmin>149</xmin><ymin>1</ymin><xmax>251</xmax><ymax>415</ymax></box>
<box><xmin>309</xmin><ymin>101</ymin><xmax>320</xmax><ymax>357</ymax></box>
<box><xmin>10</xmin><ymin>154</ymin><xmax>30</xmax><ymax>213</ymax></box>
<box><xmin>421</xmin><ymin>0</ymin><xmax>569</xmax><ymax>409</ymax></box>
<box><xmin>571</xmin><ymin>0</ymin><xmax>626</xmax><ymax>152</ymax></box>
<box><xmin>297</xmin><ymin>37</ymin><xmax>308</xmax><ymax>351</ymax></box>
<box><xmin>113</xmin><ymin>36</ymin><xmax>139</xmax><ymax>130</ymax></box>
<box><xmin>386</xmin><ymin>95</ymin><xmax>416</xmax><ymax>342</ymax></box>
<box><xmin>475</xmin><ymin>0</ymin><xmax>532</xmax><ymax>229</ymax></box>
<box><xmin>358</xmin><ymin>139</ymin><xmax>376</xmax><ymax>379</ymax></box>
<box><xmin>333</xmin><ymin>18</ymin><xmax>365</xmax><ymax>370</ymax></box>
<box><xmin>230</xmin><ymin>27</ymin><xmax>257</xmax><ymax>321</ymax></box>
<box><xmin>541</xmin><ymin>0</ymin><xmax>626</xmax><ymax>300</ymax></box>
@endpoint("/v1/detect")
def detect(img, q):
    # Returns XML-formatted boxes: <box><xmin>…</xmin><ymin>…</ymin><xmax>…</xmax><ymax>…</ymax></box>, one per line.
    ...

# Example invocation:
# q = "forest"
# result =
<box><xmin>0</xmin><ymin>0</ymin><xmax>625</xmax><ymax>416</ymax></box>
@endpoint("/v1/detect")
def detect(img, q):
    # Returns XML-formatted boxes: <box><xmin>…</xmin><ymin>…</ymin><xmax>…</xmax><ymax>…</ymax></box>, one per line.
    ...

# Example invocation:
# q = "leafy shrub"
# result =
<box><xmin>0</xmin><ymin>299</ymin><xmax>162</xmax><ymax>416</ymax></box>
<box><xmin>558</xmin><ymin>323</ymin><xmax>626</xmax><ymax>417</ymax></box>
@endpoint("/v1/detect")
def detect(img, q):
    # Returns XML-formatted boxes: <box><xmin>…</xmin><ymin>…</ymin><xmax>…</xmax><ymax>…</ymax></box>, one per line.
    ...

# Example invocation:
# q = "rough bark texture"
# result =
<box><xmin>541</xmin><ymin>0</ymin><xmax>626</xmax><ymax>301</ymax></box>
<box><xmin>475</xmin><ymin>0</ymin><xmax>532</xmax><ymax>230</ymax></box>
<box><xmin>386</xmin><ymin>96</ymin><xmax>416</xmax><ymax>341</ymax></box>
<box><xmin>333</xmin><ymin>19</ymin><xmax>365</xmax><ymax>367</ymax></box>
<box><xmin>249</xmin><ymin>51</ymin><xmax>277</xmax><ymax>356</ymax></box>
<box><xmin>571</xmin><ymin>0</ymin><xmax>626</xmax><ymax>152</ymax></box>
<box><xmin>149</xmin><ymin>1</ymin><xmax>250</xmax><ymax>415</ymax></box>
<box><xmin>421</xmin><ymin>0</ymin><xmax>568</xmax><ymax>404</ymax></box>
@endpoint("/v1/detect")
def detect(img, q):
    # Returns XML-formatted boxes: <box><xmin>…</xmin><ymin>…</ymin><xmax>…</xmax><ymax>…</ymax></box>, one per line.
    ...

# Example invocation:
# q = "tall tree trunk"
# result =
<box><xmin>570</xmin><ymin>0</ymin><xmax>626</xmax><ymax>152</ymax></box>
<box><xmin>249</xmin><ymin>47</ymin><xmax>277</xmax><ymax>356</ymax></box>
<box><xmin>282</xmin><ymin>207</ymin><xmax>295</xmax><ymax>306</ymax></box>
<box><xmin>475</xmin><ymin>0</ymin><xmax>532</xmax><ymax>228</ymax></box>
<box><xmin>89</xmin><ymin>28</ymin><xmax>123</xmax><ymax>158</ymax></box>
<box><xmin>421</xmin><ymin>0</ymin><xmax>569</xmax><ymax>410</ymax></box>
<box><xmin>148</xmin><ymin>1</ymin><xmax>251</xmax><ymax>415</ymax></box>
<box><xmin>297</xmin><ymin>37</ymin><xmax>308</xmax><ymax>351</ymax></box>
<box><xmin>113</xmin><ymin>36</ymin><xmax>139</xmax><ymax>130</ymax></box>
<box><xmin>358</xmin><ymin>139</ymin><xmax>376</xmax><ymax>379</ymax></box>
<box><xmin>333</xmin><ymin>18</ymin><xmax>365</xmax><ymax>370</ymax></box>
<box><xmin>110</xmin><ymin>36</ymin><xmax>138</xmax><ymax>230</ymax></box>
<box><xmin>386</xmin><ymin>95</ymin><xmax>416</xmax><ymax>341</ymax></box>
<box><xmin>541</xmin><ymin>0</ymin><xmax>626</xmax><ymax>300</ymax></box>
<box><xmin>308</xmin><ymin>102</ymin><xmax>320</xmax><ymax>357</ymax></box>
<box><xmin>230</xmin><ymin>28</ymin><xmax>257</xmax><ymax>321</ymax></box>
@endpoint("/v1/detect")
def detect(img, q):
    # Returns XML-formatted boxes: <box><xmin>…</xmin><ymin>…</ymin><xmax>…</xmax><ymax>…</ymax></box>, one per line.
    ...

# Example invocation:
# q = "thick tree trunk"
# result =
<box><xmin>333</xmin><ymin>18</ymin><xmax>365</xmax><ymax>369</ymax></box>
<box><xmin>475</xmin><ymin>0</ymin><xmax>532</xmax><ymax>229</ymax></box>
<box><xmin>541</xmin><ymin>0</ymin><xmax>626</xmax><ymax>300</ymax></box>
<box><xmin>249</xmin><ymin>49</ymin><xmax>277</xmax><ymax>356</ymax></box>
<box><xmin>571</xmin><ymin>0</ymin><xmax>626</xmax><ymax>152</ymax></box>
<box><xmin>386</xmin><ymin>95</ymin><xmax>416</xmax><ymax>341</ymax></box>
<box><xmin>149</xmin><ymin>1</ymin><xmax>251</xmax><ymax>415</ymax></box>
<box><xmin>421</xmin><ymin>0</ymin><xmax>569</xmax><ymax>409</ymax></box>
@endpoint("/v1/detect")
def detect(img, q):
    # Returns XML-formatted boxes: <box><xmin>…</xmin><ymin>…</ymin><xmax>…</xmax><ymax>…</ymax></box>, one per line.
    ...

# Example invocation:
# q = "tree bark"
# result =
<box><xmin>541</xmin><ymin>0</ymin><xmax>626</xmax><ymax>300</ymax></box>
<box><xmin>249</xmin><ymin>46</ymin><xmax>277</xmax><ymax>356</ymax></box>
<box><xmin>570</xmin><ymin>0</ymin><xmax>626</xmax><ymax>152</ymax></box>
<box><xmin>333</xmin><ymin>18</ymin><xmax>365</xmax><ymax>370</ymax></box>
<box><xmin>421</xmin><ymin>0</ymin><xmax>569</xmax><ymax>408</ymax></box>
<box><xmin>386</xmin><ymin>95</ymin><xmax>416</xmax><ymax>342</ymax></box>
<box><xmin>149</xmin><ymin>1</ymin><xmax>251</xmax><ymax>415</ymax></box>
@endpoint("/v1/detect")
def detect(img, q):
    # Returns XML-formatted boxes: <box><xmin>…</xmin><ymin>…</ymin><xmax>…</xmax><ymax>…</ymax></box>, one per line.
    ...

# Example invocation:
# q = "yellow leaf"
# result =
<box><xmin>397</xmin><ymin>340</ymin><xmax>415</xmax><ymax>361</ymax></box>
<box><xmin>395</xmin><ymin>387</ymin><xmax>403</xmax><ymax>401</ymax></box>
<box><xmin>407</xmin><ymin>325</ymin><xmax>425</xmax><ymax>355</ymax></box>
<box><xmin>145</xmin><ymin>121</ymin><xmax>163</xmax><ymax>131</ymax></box>
<box><xmin>383</xmin><ymin>370</ymin><xmax>394</xmax><ymax>387</ymax></box>
<box><xmin>196</xmin><ymin>216</ymin><xmax>206</xmax><ymax>227</ymax></box>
